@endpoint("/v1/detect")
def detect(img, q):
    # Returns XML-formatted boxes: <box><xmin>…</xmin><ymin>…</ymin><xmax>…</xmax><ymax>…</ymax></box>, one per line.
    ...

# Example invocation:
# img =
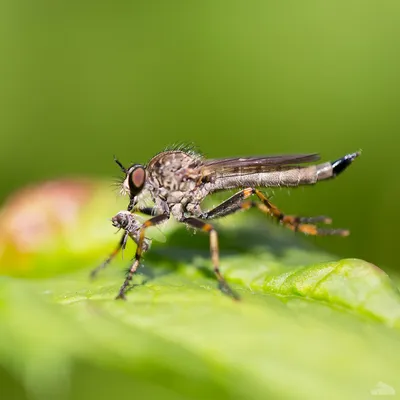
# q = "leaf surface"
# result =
<box><xmin>0</xmin><ymin>182</ymin><xmax>399</xmax><ymax>400</ymax></box>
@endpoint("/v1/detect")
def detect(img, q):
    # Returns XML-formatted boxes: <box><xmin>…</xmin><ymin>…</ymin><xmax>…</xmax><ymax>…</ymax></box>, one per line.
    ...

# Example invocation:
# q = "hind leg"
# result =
<box><xmin>201</xmin><ymin>188</ymin><xmax>348</xmax><ymax>236</ymax></box>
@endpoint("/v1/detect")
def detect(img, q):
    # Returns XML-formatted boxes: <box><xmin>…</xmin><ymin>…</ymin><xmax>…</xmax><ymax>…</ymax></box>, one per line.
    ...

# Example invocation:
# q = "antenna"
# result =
<box><xmin>113</xmin><ymin>155</ymin><xmax>127</xmax><ymax>173</ymax></box>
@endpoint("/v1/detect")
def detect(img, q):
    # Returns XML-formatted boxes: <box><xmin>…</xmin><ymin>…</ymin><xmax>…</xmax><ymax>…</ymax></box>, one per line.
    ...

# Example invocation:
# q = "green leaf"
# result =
<box><xmin>1</xmin><ymin>181</ymin><xmax>400</xmax><ymax>400</ymax></box>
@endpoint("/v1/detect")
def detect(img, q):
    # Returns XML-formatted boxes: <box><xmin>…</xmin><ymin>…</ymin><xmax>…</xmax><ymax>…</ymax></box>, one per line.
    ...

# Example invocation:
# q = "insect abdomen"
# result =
<box><xmin>210</xmin><ymin>152</ymin><xmax>360</xmax><ymax>190</ymax></box>
<box><xmin>210</xmin><ymin>167</ymin><xmax>317</xmax><ymax>189</ymax></box>
<box><xmin>316</xmin><ymin>151</ymin><xmax>361</xmax><ymax>180</ymax></box>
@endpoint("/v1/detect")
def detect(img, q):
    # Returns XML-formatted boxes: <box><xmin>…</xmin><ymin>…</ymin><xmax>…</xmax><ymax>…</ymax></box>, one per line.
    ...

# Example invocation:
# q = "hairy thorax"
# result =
<box><xmin>145</xmin><ymin>151</ymin><xmax>209</xmax><ymax>215</ymax></box>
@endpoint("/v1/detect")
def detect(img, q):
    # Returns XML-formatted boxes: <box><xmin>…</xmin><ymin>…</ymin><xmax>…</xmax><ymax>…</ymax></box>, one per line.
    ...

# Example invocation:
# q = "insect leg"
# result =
<box><xmin>202</xmin><ymin>188</ymin><xmax>330</xmax><ymax>223</ymax></box>
<box><xmin>182</xmin><ymin>217</ymin><xmax>240</xmax><ymax>301</ymax></box>
<box><xmin>132</xmin><ymin>206</ymin><xmax>163</xmax><ymax>216</ymax></box>
<box><xmin>90</xmin><ymin>231</ymin><xmax>129</xmax><ymax>279</ymax></box>
<box><xmin>116</xmin><ymin>213</ymin><xmax>170</xmax><ymax>300</ymax></box>
<box><xmin>201</xmin><ymin>189</ymin><xmax>255</xmax><ymax>219</ymax></box>
<box><xmin>253</xmin><ymin>189</ymin><xmax>349</xmax><ymax>236</ymax></box>
<box><xmin>202</xmin><ymin>188</ymin><xmax>346</xmax><ymax>235</ymax></box>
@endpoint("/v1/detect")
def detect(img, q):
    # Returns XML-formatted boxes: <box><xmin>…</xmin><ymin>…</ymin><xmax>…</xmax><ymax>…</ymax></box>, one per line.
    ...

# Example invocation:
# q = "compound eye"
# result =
<box><xmin>129</xmin><ymin>166</ymin><xmax>146</xmax><ymax>194</ymax></box>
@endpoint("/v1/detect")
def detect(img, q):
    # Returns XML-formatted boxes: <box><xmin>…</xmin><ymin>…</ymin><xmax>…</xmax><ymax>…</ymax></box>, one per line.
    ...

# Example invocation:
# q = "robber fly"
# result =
<box><xmin>92</xmin><ymin>144</ymin><xmax>360</xmax><ymax>300</ymax></box>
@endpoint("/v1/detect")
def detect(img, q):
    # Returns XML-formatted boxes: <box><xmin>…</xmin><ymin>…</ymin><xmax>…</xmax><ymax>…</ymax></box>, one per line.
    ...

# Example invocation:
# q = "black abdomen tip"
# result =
<box><xmin>331</xmin><ymin>151</ymin><xmax>361</xmax><ymax>177</ymax></box>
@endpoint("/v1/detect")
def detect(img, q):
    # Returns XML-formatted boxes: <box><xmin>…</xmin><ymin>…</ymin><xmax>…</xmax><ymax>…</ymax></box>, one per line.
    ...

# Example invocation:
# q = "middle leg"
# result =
<box><xmin>183</xmin><ymin>217</ymin><xmax>240</xmax><ymax>301</ymax></box>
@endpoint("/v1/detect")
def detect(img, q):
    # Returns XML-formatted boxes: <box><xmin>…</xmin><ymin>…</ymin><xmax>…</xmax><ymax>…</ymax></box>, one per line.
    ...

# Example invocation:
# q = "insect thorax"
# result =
<box><xmin>146</xmin><ymin>151</ymin><xmax>207</xmax><ymax>209</ymax></box>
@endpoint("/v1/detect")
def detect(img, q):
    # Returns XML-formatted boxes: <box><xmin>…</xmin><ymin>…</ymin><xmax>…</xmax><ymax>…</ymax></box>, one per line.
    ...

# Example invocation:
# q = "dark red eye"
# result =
<box><xmin>129</xmin><ymin>166</ymin><xmax>146</xmax><ymax>191</ymax></box>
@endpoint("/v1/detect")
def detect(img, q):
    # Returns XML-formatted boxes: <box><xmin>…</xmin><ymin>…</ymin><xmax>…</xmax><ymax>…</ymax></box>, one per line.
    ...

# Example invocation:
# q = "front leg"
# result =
<box><xmin>132</xmin><ymin>206</ymin><xmax>163</xmax><ymax>216</ymax></box>
<box><xmin>116</xmin><ymin>213</ymin><xmax>170</xmax><ymax>300</ymax></box>
<box><xmin>90</xmin><ymin>231</ymin><xmax>129</xmax><ymax>279</ymax></box>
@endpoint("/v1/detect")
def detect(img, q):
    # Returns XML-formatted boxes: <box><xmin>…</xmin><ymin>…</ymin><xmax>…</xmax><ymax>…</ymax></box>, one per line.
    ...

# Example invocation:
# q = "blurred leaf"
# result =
<box><xmin>1</xmin><ymin>209</ymin><xmax>400</xmax><ymax>400</ymax></box>
<box><xmin>0</xmin><ymin>179</ymin><xmax>127</xmax><ymax>277</ymax></box>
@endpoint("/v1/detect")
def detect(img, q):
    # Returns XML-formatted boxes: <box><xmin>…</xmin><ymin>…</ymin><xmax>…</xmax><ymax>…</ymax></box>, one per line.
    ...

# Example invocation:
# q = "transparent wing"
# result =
<box><xmin>200</xmin><ymin>153</ymin><xmax>320</xmax><ymax>178</ymax></box>
<box><xmin>203</xmin><ymin>153</ymin><xmax>320</xmax><ymax>168</ymax></box>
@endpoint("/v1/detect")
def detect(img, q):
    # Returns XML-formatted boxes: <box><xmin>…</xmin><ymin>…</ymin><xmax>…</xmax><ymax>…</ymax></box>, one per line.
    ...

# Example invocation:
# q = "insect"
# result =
<box><xmin>93</xmin><ymin>145</ymin><xmax>360</xmax><ymax>300</ymax></box>
<box><xmin>90</xmin><ymin>211</ymin><xmax>151</xmax><ymax>280</ymax></box>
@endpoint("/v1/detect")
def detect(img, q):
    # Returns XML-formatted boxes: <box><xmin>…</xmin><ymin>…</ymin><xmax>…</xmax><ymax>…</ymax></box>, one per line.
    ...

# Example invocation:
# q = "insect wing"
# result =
<box><xmin>200</xmin><ymin>153</ymin><xmax>320</xmax><ymax>178</ymax></box>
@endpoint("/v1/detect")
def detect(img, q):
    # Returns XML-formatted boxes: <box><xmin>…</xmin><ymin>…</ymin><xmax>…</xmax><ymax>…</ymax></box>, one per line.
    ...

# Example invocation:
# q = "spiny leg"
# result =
<box><xmin>90</xmin><ymin>231</ymin><xmax>129</xmax><ymax>279</ymax></box>
<box><xmin>202</xmin><ymin>188</ymin><xmax>328</xmax><ymax>222</ymax></box>
<box><xmin>253</xmin><ymin>189</ymin><xmax>348</xmax><ymax>236</ymax></box>
<box><xmin>201</xmin><ymin>188</ymin><xmax>255</xmax><ymax>219</ymax></box>
<box><xmin>183</xmin><ymin>217</ymin><xmax>240</xmax><ymax>301</ymax></box>
<box><xmin>116</xmin><ymin>213</ymin><xmax>170</xmax><ymax>300</ymax></box>
<box><xmin>202</xmin><ymin>187</ymin><xmax>347</xmax><ymax>235</ymax></box>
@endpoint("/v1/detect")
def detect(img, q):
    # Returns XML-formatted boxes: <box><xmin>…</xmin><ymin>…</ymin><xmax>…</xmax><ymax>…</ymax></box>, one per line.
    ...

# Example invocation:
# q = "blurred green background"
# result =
<box><xmin>0</xmin><ymin>0</ymin><xmax>398</xmax><ymax>270</ymax></box>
